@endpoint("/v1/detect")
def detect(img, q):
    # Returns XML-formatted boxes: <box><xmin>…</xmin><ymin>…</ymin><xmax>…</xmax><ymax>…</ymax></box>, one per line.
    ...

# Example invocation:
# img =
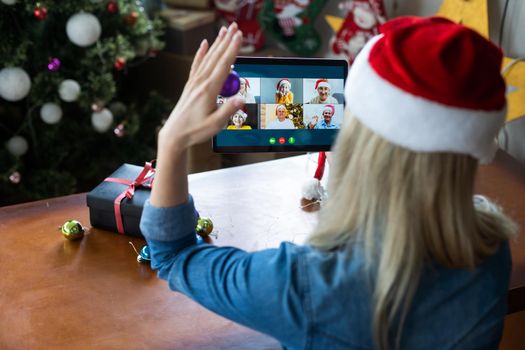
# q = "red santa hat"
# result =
<box><xmin>240</xmin><ymin>77</ymin><xmax>250</xmax><ymax>89</ymax></box>
<box><xmin>302</xmin><ymin>16</ymin><xmax>507</xmax><ymax>202</ymax></box>
<box><xmin>345</xmin><ymin>16</ymin><xmax>506</xmax><ymax>164</ymax></box>
<box><xmin>276</xmin><ymin>78</ymin><xmax>291</xmax><ymax>92</ymax></box>
<box><xmin>315</xmin><ymin>79</ymin><xmax>331</xmax><ymax>90</ymax></box>
<box><xmin>323</xmin><ymin>104</ymin><xmax>335</xmax><ymax>115</ymax></box>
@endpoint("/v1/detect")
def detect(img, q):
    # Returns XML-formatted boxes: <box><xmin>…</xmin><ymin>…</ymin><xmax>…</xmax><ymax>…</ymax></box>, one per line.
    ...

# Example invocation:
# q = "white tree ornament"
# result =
<box><xmin>66</xmin><ymin>12</ymin><xmax>102</xmax><ymax>47</ymax></box>
<box><xmin>0</xmin><ymin>67</ymin><xmax>31</xmax><ymax>102</ymax></box>
<box><xmin>40</xmin><ymin>102</ymin><xmax>63</xmax><ymax>124</ymax></box>
<box><xmin>6</xmin><ymin>136</ymin><xmax>28</xmax><ymax>156</ymax></box>
<box><xmin>1</xmin><ymin>0</ymin><xmax>18</xmax><ymax>5</ymax></box>
<box><xmin>58</xmin><ymin>79</ymin><xmax>81</xmax><ymax>102</ymax></box>
<box><xmin>91</xmin><ymin>108</ymin><xmax>114</xmax><ymax>132</ymax></box>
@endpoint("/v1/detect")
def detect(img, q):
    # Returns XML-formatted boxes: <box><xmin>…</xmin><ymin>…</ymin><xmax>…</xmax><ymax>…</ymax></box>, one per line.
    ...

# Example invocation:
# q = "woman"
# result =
<box><xmin>226</xmin><ymin>109</ymin><xmax>251</xmax><ymax>129</ymax></box>
<box><xmin>141</xmin><ymin>18</ymin><xmax>516</xmax><ymax>349</ymax></box>
<box><xmin>275</xmin><ymin>78</ymin><xmax>294</xmax><ymax>104</ymax></box>
<box><xmin>238</xmin><ymin>77</ymin><xmax>256</xmax><ymax>103</ymax></box>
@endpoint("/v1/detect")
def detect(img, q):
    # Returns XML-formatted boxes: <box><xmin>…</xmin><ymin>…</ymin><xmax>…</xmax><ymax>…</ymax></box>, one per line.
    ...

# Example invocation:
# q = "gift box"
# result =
<box><xmin>160</xmin><ymin>8</ymin><xmax>216</xmax><ymax>55</ymax></box>
<box><xmin>86</xmin><ymin>162</ymin><xmax>155</xmax><ymax>237</ymax></box>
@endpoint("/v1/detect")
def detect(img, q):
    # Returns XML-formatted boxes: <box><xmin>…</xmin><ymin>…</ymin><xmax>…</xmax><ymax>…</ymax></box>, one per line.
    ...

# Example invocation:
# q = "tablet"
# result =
<box><xmin>213</xmin><ymin>57</ymin><xmax>348</xmax><ymax>153</ymax></box>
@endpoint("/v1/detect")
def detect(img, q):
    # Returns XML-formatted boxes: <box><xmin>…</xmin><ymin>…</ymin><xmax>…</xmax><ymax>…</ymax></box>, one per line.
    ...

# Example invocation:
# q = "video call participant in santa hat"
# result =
<box><xmin>307</xmin><ymin>104</ymin><xmax>339</xmax><ymax>129</ymax></box>
<box><xmin>226</xmin><ymin>109</ymin><xmax>251</xmax><ymax>130</ymax></box>
<box><xmin>267</xmin><ymin>104</ymin><xmax>295</xmax><ymax>129</ymax></box>
<box><xmin>309</xmin><ymin>79</ymin><xmax>338</xmax><ymax>104</ymax></box>
<box><xmin>275</xmin><ymin>78</ymin><xmax>294</xmax><ymax>104</ymax></box>
<box><xmin>238</xmin><ymin>77</ymin><xmax>256</xmax><ymax>103</ymax></box>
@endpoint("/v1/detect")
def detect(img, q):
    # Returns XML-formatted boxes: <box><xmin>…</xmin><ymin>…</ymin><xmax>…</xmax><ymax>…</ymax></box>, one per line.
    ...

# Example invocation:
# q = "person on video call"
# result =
<box><xmin>140</xmin><ymin>19</ymin><xmax>516</xmax><ymax>350</ymax></box>
<box><xmin>226</xmin><ymin>109</ymin><xmax>252</xmax><ymax>129</ymax></box>
<box><xmin>238</xmin><ymin>77</ymin><xmax>256</xmax><ymax>103</ymax></box>
<box><xmin>307</xmin><ymin>104</ymin><xmax>339</xmax><ymax>129</ymax></box>
<box><xmin>267</xmin><ymin>104</ymin><xmax>295</xmax><ymax>129</ymax></box>
<box><xmin>275</xmin><ymin>78</ymin><xmax>294</xmax><ymax>104</ymax></box>
<box><xmin>308</xmin><ymin>79</ymin><xmax>339</xmax><ymax>104</ymax></box>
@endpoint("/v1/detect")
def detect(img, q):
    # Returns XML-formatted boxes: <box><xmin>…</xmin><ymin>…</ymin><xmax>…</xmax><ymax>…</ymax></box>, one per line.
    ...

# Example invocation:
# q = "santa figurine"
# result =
<box><xmin>331</xmin><ymin>0</ymin><xmax>386</xmax><ymax>64</ymax></box>
<box><xmin>273</xmin><ymin>0</ymin><xmax>311</xmax><ymax>37</ymax></box>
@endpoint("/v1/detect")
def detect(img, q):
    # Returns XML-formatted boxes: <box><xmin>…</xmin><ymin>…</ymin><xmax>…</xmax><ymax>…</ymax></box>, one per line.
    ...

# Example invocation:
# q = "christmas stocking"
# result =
<box><xmin>215</xmin><ymin>0</ymin><xmax>265</xmax><ymax>53</ymax></box>
<box><xmin>331</xmin><ymin>0</ymin><xmax>386</xmax><ymax>64</ymax></box>
<box><xmin>259</xmin><ymin>0</ymin><xmax>326</xmax><ymax>56</ymax></box>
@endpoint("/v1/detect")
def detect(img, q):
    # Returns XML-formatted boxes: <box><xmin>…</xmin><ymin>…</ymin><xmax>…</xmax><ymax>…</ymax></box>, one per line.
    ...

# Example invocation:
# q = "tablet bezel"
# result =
<box><xmin>212</xmin><ymin>56</ymin><xmax>348</xmax><ymax>153</ymax></box>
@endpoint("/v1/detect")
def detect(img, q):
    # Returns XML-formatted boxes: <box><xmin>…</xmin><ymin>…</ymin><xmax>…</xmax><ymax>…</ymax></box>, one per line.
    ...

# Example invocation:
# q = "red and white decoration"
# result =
<box><xmin>273</xmin><ymin>0</ymin><xmax>311</xmax><ymax>37</ymax></box>
<box><xmin>215</xmin><ymin>0</ymin><xmax>265</xmax><ymax>53</ymax></box>
<box><xmin>345</xmin><ymin>16</ymin><xmax>507</xmax><ymax>164</ymax></box>
<box><xmin>66</xmin><ymin>12</ymin><xmax>102</xmax><ymax>47</ymax></box>
<box><xmin>331</xmin><ymin>0</ymin><xmax>386</xmax><ymax>65</ymax></box>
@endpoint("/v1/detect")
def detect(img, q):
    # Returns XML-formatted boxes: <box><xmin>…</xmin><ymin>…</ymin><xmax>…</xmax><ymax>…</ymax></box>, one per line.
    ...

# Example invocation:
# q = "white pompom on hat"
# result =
<box><xmin>345</xmin><ymin>16</ymin><xmax>507</xmax><ymax>164</ymax></box>
<box><xmin>302</xmin><ymin>152</ymin><xmax>327</xmax><ymax>201</ymax></box>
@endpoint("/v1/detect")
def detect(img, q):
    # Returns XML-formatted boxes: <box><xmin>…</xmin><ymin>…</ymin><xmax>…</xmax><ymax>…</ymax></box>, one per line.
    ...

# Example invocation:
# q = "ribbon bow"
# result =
<box><xmin>104</xmin><ymin>161</ymin><xmax>155</xmax><ymax>234</ymax></box>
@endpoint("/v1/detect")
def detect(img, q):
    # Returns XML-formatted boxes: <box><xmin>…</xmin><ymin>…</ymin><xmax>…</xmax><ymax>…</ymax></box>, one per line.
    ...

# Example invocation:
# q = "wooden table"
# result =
<box><xmin>1</xmin><ymin>152</ymin><xmax>524</xmax><ymax>349</ymax></box>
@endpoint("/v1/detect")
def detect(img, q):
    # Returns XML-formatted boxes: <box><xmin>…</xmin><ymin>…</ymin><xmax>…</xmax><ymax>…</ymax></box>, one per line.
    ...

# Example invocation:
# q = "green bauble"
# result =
<box><xmin>195</xmin><ymin>217</ymin><xmax>213</xmax><ymax>237</ymax></box>
<box><xmin>61</xmin><ymin>219</ymin><xmax>85</xmax><ymax>240</ymax></box>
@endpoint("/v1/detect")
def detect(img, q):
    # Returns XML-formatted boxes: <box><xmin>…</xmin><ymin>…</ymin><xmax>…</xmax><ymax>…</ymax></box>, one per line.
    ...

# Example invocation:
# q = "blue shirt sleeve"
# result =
<box><xmin>139</xmin><ymin>196</ymin><xmax>309</xmax><ymax>348</ymax></box>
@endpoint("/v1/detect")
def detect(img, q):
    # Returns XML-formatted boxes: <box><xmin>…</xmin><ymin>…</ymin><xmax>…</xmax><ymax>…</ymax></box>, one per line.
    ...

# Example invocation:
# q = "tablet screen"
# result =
<box><xmin>213</xmin><ymin>57</ymin><xmax>348</xmax><ymax>153</ymax></box>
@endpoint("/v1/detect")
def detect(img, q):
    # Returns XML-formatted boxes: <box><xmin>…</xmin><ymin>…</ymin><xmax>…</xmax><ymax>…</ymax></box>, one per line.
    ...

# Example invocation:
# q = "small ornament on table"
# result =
<box><xmin>58</xmin><ymin>79</ymin><xmax>81</xmax><ymax>102</ymax></box>
<box><xmin>6</xmin><ymin>135</ymin><xmax>28</xmax><ymax>157</ymax></box>
<box><xmin>196</xmin><ymin>217</ymin><xmax>214</xmax><ymax>238</ymax></box>
<box><xmin>66</xmin><ymin>12</ymin><xmax>102</xmax><ymax>47</ymax></box>
<box><xmin>40</xmin><ymin>102</ymin><xmax>63</xmax><ymax>124</ymax></box>
<box><xmin>106</xmin><ymin>0</ymin><xmax>119</xmax><ymax>14</ymax></box>
<box><xmin>125</xmin><ymin>11</ymin><xmax>139</xmax><ymax>26</ymax></box>
<box><xmin>8</xmin><ymin>171</ymin><xmax>21</xmax><ymax>184</ymax></box>
<box><xmin>129</xmin><ymin>242</ymin><xmax>151</xmax><ymax>263</ymax></box>
<box><xmin>114</xmin><ymin>57</ymin><xmax>126</xmax><ymax>71</ymax></box>
<box><xmin>47</xmin><ymin>57</ymin><xmax>61</xmax><ymax>71</ymax></box>
<box><xmin>0</xmin><ymin>67</ymin><xmax>32</xmax><ymax>102</ymax></box>
<box><xmin>60</xmin><ymin>219</ymin><xmax>85</xmax><ymax>241</ymax></box>
<box><xmin>33</xmin><ymin>5</ymin><xmax>48</xmax><ymax>21</ymax></box>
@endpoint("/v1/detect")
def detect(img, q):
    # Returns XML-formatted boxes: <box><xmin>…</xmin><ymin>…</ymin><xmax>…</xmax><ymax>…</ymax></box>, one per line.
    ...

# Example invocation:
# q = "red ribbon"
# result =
<box><xmin>104</xmin><ymin>161</ymin><xmax>155</xmax><ymax>234</ymax></box>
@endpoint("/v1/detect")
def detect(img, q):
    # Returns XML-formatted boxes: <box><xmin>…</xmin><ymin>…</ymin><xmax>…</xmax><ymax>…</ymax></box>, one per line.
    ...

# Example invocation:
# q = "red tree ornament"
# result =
<box><xmin>106</xmin><ymin>1</ymin><xmax>119</xmax><ymax>14</ymax></box>
<box><xmin>114</xmin><ymin>57</ymin><xmax>126</xmax><ymax>71</ymax></box>
<box><xmin>33</xmin><ymin>6</ymin><xmax>48</xmax><ymax>21</ymax></box>
<box><xmin>126</xmin><ymin>11</ymin><xmax>139</xmax><ymax>26</ymax></box>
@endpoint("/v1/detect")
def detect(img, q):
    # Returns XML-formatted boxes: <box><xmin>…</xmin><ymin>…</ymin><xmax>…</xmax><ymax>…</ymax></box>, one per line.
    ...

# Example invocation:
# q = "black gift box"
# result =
<box><xmin>87</xmin><ymin>163</ymin><xmax>153</xmax><ymax>237</ymax></box>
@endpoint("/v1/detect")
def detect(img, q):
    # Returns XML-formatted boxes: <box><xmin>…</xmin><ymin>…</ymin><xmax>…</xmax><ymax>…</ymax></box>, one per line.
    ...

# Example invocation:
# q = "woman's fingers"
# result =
<box><xmin>199</xmin><ymin>23</ymin><xmax>239</xmax><ymax>80</ymax></box>
<box><xmin>209</xmin><ymin>31</ymin><xmax>243</xmax><ymax>93</ymax></box>
<box><xmin>188</xmin><ymin>39</ymin><xmax>209</xmax><ymax>80</ymax></box>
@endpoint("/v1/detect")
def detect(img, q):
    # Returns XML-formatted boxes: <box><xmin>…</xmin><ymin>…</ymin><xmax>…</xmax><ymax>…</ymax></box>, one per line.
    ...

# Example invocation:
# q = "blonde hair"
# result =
<box><xmin>307</xmin><ymin>111</ymin><xmax>517</xmax><ymax>350</ymax></box>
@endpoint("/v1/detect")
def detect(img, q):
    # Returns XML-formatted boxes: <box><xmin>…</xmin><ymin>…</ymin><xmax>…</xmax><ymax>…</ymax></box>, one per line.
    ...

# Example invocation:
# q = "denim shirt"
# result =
<box><xmin>140</xmin><ymin>196</ymin><xmax>511</xmax><ymax>350</ymax></box>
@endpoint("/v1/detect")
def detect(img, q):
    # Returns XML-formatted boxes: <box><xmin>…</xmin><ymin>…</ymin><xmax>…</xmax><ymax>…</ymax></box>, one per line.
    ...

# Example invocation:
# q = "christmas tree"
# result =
<box><xmin>0</xmin><ymin>0</ymin><xmax>170</xmax><ymax>205</ymax></box>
